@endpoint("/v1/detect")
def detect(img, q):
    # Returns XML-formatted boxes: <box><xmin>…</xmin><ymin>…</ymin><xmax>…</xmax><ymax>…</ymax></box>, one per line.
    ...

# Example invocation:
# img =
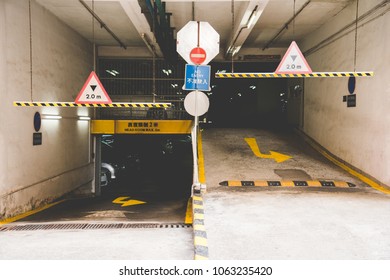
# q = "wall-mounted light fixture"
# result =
<box><xmin>78</xmin><ymin>116</ymin><xmax>91</xmax><ymax>121</ymax></box>
<box><xmin>42</xmin><ymin>114</ymin><xmax>62</xmax><ymax>120</ymax></box>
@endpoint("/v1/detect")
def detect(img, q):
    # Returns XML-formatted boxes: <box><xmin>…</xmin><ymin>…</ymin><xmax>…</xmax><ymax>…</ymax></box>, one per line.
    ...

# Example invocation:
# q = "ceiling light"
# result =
<box><xmin>246</xmin><ymin>6</ymin><xmax>259</xmax><ymax>29</ymax></box>
<box><xmin>232</xmin><ymin>46</ymin><xmax>241</xmax><ymax>56</ymax></box>
<box><xmin>106</xmin><ymin>70</ymin><xmax>117</xmax><ymax>76</ymax></box>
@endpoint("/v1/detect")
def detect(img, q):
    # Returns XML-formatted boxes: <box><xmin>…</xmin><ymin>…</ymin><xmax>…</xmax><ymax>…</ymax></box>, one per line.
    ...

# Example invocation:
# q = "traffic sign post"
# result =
<box><xmin>184</xmin><ymin>90</ymin><xmax>210</xmax><ymax>117</ymax></box>
<box><xmin>184</xmin><ymin>64</ymin><xmax>211</xmax><ymax>91</ymax></box>
<box><xmin>177</xmin><ymin>21</ymin><xmax>219</xmax><ymax>193</ymax></box>
<box><xmin>184</xmin><ymin>90</ymin><xmax>210</xmax><ymax>193</ymax></box>
<box><xmin>177</xmin><ymin>21</ymin><xmax>219</xmax><ymax>65</ymax></box>
<box><xmin>275</xmin><ymin>41</ymin><xmax>312</xmax><ymax>74</ymax></box>
<box><xmin>75</xmin><ymin>71</ymin><xmax>112</xmax><ymax>104</ymax></box>
<box><xmin>190</xmin><ymin>47</ymin><xmax>207</xmax><ymax>65</ymax></box>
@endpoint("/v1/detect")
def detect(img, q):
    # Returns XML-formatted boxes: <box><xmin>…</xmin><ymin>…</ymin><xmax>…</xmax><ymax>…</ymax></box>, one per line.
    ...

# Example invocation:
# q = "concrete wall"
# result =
<box><xmin>300</xmin><ymin>0</ymin><xmax>390</xmax><ymax>186</ymax></box>
<box><xmin>0</xmin><ymin>0</ymin><xmax>94</xmax><ymax>219</ymax></box>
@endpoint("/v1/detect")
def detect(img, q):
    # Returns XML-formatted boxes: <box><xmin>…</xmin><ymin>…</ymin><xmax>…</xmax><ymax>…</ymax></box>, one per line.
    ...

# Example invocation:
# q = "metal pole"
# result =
<box><xmin>192</xmin><ymin>114</ymin><xmax>200</xmax><ymax>197</ymax></box>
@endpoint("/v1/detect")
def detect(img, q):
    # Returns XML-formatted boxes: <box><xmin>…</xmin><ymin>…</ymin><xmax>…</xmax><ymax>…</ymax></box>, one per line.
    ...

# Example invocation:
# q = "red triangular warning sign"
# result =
<box><xmin>75</xmin><ymin>71</ymin><xmax>112</xmax><ymax>104</ymax></box>
<box><xmin>275</xmin><ymin>41</ymin><xmax>312</xmax><ymax>74</ymax></box>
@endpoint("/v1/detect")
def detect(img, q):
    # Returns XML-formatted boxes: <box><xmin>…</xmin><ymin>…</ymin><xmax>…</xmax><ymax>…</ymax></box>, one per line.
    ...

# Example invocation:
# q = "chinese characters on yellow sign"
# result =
<box><xmin>124</xmin><ymin>121</ymin><xmax>161</xmax><ymax>133</ymax></box>
<box><xmin>91</xmin><ymin>120</ymin><xmax>193</xmax><ymax>135</ymax></box>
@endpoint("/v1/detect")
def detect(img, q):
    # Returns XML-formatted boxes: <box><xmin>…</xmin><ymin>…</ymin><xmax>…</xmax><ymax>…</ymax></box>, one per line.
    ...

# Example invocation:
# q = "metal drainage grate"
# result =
<box><xmin>0</xmin><ymin>223</ymin><xmax>192</xmax><ymax>232</ymax></box>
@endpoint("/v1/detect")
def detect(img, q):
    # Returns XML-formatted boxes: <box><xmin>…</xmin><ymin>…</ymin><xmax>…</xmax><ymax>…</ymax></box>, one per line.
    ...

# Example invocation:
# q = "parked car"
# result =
<box><xmin>100</xmin><ymin>137</ymin><xmax>125</xmax><ymax>186</ymax></box>
<box><xmin>100</xmin><ymin>168</ymin><xmax>109</xmax><ymax>187</ymax></box>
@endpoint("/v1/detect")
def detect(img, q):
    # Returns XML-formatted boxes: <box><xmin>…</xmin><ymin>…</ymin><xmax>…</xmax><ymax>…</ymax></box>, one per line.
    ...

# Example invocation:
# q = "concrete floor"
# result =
<box><xmin>1</xmin><ymin>127</ymin><xmax>390</xmax><ymax>260</ymax></box>
<box><xmin>201</xmin><ymin>127</ymin><xmax>390</xmax><ymax>259</ymax></box>
<box><xmin>0</xmin><ymin>227</ymin><xmax>193</xmax><ymax>260</ymax></box>
<box><xmin>0</xmin><ymin>137</ymin><xmax>194</xmax><ymax>260</ymax></box>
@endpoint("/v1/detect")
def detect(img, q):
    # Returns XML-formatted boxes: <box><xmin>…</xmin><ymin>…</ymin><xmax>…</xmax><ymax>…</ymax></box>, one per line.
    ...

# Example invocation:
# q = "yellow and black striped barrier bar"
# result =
<box><xmin>192</xmin><ymin>194</ymin><xmax>209</xmax><ymax>260</ymax></box>
<box><xmin>13</xmin><ymin>101</ymin><xmax>171</xmax><ymax>108</ymax></box>
<box><xmin>215</xmin><ymin>72</ymin><xmax>374</xmax><ymax>78</ymax></box>
<box><xmin>220</xmin><ymin>180</ymin><xmax>356</xmax><ymax>188</ymax></box>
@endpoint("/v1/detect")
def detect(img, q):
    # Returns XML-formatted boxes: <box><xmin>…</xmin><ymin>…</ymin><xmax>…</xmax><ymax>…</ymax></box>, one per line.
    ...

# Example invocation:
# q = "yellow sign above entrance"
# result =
<box><xmin>91</xmin><ymin>120</ymin><xmax>193</xmax><ymax>135</ymax></box>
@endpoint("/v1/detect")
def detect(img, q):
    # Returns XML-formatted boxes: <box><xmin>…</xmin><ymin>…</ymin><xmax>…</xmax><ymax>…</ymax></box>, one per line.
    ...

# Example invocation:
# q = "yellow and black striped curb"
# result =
<box><xmin>192</xmin><ymin>194</ymin><xmax>208</xmax><ymax>260</ymax></box>
<box><xmin>13</xmin><ymin>102</ymin><xmax>171</xmax><ymax>108</ymax></box>
<box><xmin>215</xmin><ymin>72</ymin><xmax>374</xmax><ymax>78</ymax></box>
<box><xmin>219</xmin><ymin>180</ymin><xmax>356</xmax><ymax>188</ymax></box>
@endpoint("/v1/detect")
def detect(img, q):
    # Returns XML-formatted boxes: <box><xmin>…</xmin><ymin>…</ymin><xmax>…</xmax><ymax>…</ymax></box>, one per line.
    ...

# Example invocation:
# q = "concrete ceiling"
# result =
<box><xmin>36</xmin><ymin>0</ymin><xmax>354</xmax><ymax>60</ymax></box>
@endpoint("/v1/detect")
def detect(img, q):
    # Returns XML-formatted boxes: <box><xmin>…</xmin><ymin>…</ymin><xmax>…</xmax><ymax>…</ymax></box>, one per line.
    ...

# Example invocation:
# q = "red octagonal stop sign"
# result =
<box><xmin>190</xmin><ymin>47</ymin><xmax>207</xmax><ymax>65</ymax></box>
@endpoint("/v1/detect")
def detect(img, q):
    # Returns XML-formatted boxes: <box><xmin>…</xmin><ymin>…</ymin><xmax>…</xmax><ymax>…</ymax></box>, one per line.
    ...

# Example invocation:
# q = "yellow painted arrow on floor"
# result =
<box><xmin>112</xmin><ymin>197</ymin><xmax>146</xmax><ymax>207</ymax></box>
<box><xmin>245</xmin><ymin>137</ymin><xmax>292</xmax><ymax>163</ymax></box>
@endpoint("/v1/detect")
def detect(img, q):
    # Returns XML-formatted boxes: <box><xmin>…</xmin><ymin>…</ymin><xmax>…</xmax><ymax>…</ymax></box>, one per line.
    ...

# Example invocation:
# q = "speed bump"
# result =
<box><xmin>219</xmin><ymin>180</ymin><xmax>356</xmax><ymax>188</ymax></box>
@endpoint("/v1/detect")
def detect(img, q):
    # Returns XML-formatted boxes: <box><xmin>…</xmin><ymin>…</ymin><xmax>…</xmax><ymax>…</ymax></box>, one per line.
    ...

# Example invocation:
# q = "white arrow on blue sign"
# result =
<box><xmin>183</xmin><ymin>64</ymin><xmax>211</xmax><ymax>91</ymax></box>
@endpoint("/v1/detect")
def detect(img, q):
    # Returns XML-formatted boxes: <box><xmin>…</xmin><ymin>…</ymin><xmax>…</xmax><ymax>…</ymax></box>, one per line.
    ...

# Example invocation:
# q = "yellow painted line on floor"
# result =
<box><xmin>194</xmin><ymin>213</ymin><xmax>205</xmax><ymax>221</ymax></box>
<box><xmin>193</xmin><ymin>224</ymin><xmax>206</xmax><ymax>231</ymax></box>
<box><xmin>193</xmin><ymin>196</ymin><xmax>203</xmax><ymax>202</ymax></box>
<box><xmin>112</xmin><ymin>196</ymin><xmax>146</xmax><ymax>207</ymax></box>
<box><xmin>192</xmin><ymin>193</ymin><xmax>208</xmax><ymax>260</ymax></box>
<box><xmin>198</xmin><ymin>130</ymin><xmax>206</xmax><ymax>184</ymax></box>
<box><xmin>193</xmin><ymin>203</ymin><xmax>203</xmax><ymax>210</ymax></box>
<box><xmin>313</xmin><ymin>146</ymin><xmax>390</xmax><ymax>195</ymax></box>
<box><xmin>185</xmin><ymin>197</ymin><xmax>193</xmax><ymax>224</ymax></box>
<box><xmin>194</xmin><ymin>236</ymin><xmax>208</xmax><ymax>247</ymax></box>
<box><xmin>194</xmin><ymin>255</ymin><xmax>208</xmax><ymax>260</ymax></box>
<box><xmin>245</xmin><ymin>137</ymin><xmax>292</xmax><ymax>163</ymax></box>
<box><xmin>0</xmin><ymin>200</ymin><xmax>65</xmax><ymax>226</ymax></box>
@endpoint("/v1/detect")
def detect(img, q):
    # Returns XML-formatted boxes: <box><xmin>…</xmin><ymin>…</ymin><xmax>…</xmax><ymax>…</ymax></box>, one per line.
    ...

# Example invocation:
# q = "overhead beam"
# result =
<box><xmin>144</xmin><ymin>0</ymin><xmax>177</xmax><ymax>62</ymax></box>
<box><xmin>79</xmin><ymin>0</ymin><xmax>127</xmax><ymax>49</ymax></box>
<box><xmin>262</xmin><ymin>0</ymin><xmax>311</xmax><ymax>50</ymax></box>
<box><xmin>119</xmin><ymin>0</ymin><xmax>163</xmax><ymax>57</ymax></box>
<box><xmin>225</xmin><ymin>0</ymin><xmax>269</xmax><ymax>58</ymax></box>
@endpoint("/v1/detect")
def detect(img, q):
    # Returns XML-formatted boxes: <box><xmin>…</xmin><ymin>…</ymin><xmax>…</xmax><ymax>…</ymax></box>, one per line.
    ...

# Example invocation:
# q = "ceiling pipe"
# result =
<box><xmin>141</xmin><ymin>33</ymin><xmax>158</xmax><ymax>56</ymax></box>
<box><xmin>79</xmin><ymin>0</ymin><xmax>127</xmax><ymax>49</ymax></box>
<box><xmin>262</xmin><ymin>0</ymin><xmax>311</xmax><ymax>50</ymax></box>
<box><xmin>304</xmin><ymin>0</ymin><xmax>390</xmax><ymax>56</ymax></box>
<box><xmin>142</xmin><ymin>0</ymin><xmax>177</xmax><ymax>62</ymax></box>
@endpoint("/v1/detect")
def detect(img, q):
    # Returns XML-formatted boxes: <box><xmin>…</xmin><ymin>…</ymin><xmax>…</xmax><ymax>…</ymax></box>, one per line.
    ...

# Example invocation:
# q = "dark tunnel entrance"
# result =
<box><xmin>99</xmin><ymin>134</ymin><xmax>193</xmax><ymax>222</ymax></box>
